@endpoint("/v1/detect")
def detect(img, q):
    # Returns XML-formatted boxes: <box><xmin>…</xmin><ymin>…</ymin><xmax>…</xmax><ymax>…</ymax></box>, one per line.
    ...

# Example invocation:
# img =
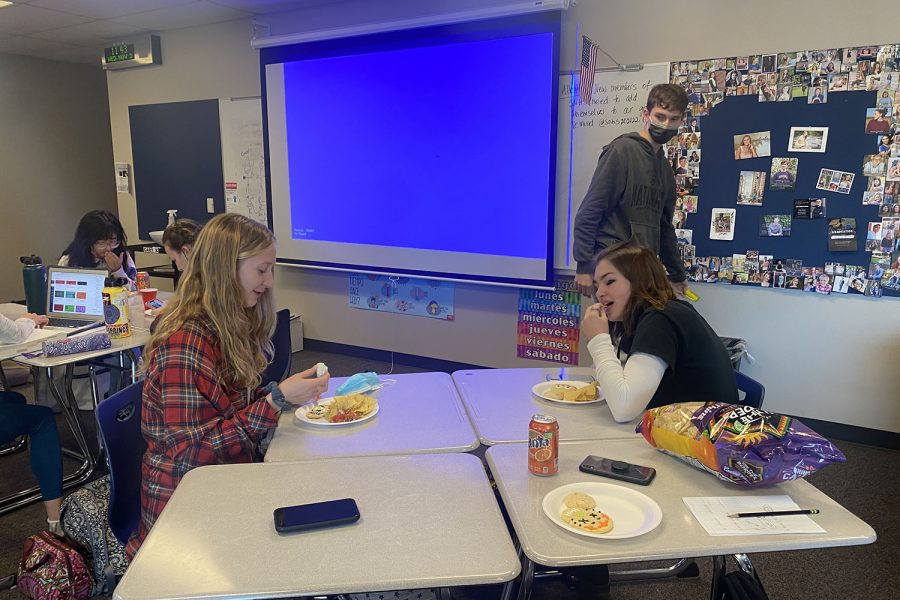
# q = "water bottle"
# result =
<box><xmin>20</xmin><ymin>255</ymin><xmax>47</xmax><ymax>314</ymax></box>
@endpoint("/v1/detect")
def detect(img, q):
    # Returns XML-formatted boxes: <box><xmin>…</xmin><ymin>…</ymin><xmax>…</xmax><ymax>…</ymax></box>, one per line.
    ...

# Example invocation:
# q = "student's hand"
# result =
<box><xmin>278</xmin><ymin>371</ymin><xmax>330</xmax><ymax>405</ymax></box>
<box><xmin>581</xmin><ymin>302</ymin><xmax>609</xmax><ymax>340</ymax></box>
<box><xmin>103</xmin><ymin>251</ymin><xmax>123</xmax><ymax>272</ymax></box>
<box><xmin>574</xmin><ymin>273</ymin><xmax>595</xmax><ymax>297</ymax></box>
<box><xmin>671</xmin><ymin>280</ymin><xmax>689</xmax><ymax>296</ymax></box>
<box><xmin>23</xmin><ymin>313</ymin><xmax>48</xmax><ymax>328</ymax></box>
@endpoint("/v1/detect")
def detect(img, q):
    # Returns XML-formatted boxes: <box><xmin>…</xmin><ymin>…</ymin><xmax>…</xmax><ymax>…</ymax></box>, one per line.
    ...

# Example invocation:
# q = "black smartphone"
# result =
<box><xmin>579</xmin><ymin>455</ymin><xmax>656</xmax><ymax>486</ymax></box>
<box><xmin>273</xmin><ymin>498</ymin><xmax>360</xmax><ymax>533</ymax></box>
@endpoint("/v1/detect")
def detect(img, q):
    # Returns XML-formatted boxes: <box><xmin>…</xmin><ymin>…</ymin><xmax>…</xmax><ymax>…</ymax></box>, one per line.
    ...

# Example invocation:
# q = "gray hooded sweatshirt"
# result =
<box><xmin>572</xmin><ymin>132</ymin><xmax>686</xmax><ymax>282</ymax></box>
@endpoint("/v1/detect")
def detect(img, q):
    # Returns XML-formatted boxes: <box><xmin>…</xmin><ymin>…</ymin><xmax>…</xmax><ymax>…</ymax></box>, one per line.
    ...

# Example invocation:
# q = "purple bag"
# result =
<box><xmin>638</xmin><ymin>402</ymin><xmax>846</xmax><ymax>486</ymax></box>
<box><xmin>17</xmin><ymin>531</ymin><xmax>93</xmax><ymax>600</ymax></box>
<box><xmin>43</xmin><ymin>332</ymin><xmax>111</xmax><ymax>357</ymax></box>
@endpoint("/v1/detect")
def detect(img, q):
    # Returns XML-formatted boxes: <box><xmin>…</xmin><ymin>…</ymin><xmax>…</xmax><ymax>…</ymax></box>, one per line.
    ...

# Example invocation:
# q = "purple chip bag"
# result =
<box><xmin>700</xmin><ymin>403</ymin><xmax>845</xmax><ymax>485</ymax></box>
<box><xmin>639</xmin><ymin>402</ymin><xmax>846</xmax><ymax>486</ymax></box>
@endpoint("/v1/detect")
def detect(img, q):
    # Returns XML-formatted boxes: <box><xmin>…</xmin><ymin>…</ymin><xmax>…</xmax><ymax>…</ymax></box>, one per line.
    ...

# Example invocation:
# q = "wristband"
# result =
<box><xmin>264</xmin><ymin>381</ymin><xmax>292</xmax><ymax>412</ymax></box>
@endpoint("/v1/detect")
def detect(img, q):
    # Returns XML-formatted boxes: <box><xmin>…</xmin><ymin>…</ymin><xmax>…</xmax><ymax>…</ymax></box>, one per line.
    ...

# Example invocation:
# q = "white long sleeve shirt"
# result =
<box><xmin>0</xmin><ymin>313</ymin><xmax>36</xmax><ymax>344</ymax></box>
<box><xmin>586</xmin><ymin>333</ymin><xmax>667</xmax><ymax>423</ymax></box>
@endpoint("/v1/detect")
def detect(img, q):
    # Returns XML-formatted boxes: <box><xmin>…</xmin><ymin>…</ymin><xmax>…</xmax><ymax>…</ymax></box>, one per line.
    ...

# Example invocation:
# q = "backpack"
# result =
<box><xmin>60</xmin><ymin>476</ymin><xmax>128</xmax><ymax>595</ymax></box>
<box><xmin>17</xmin><ymin>531</ymin><xmax>93</xmax><ymax>600</ymax></box>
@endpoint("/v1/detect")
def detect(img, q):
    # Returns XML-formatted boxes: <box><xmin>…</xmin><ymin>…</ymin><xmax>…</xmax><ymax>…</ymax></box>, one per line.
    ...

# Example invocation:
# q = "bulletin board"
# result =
<box><xmin>689</xmin><ymin>91</ymin><xmax>875</xmax><ymax>266</ymax></box>
<box><xmin>669</xmin><ymin>44</ymin><xmax>900</xmax><ymax>297</ymax></box>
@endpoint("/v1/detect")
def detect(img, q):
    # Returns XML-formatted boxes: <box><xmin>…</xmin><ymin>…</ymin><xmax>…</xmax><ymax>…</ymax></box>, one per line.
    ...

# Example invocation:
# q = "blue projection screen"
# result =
<box><xmin>261</xmin><ymin>12</ymin><xmax>560</xmax><ymax>287</ymax></box>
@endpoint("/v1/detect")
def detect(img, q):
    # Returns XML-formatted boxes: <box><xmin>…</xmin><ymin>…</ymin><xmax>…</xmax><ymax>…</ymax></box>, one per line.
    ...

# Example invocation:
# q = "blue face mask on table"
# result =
<box><xmin>336</xmin><ymin>372</ymin><xmax>381</xmax><ymax>396</ymax></box>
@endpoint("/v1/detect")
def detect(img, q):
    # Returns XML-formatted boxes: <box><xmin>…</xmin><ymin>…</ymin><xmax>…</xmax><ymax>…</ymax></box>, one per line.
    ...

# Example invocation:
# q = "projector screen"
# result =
<box><xmin>261</xmin><ymin>12</ymin><xmax>560</xmax><ymax>287</ymax></box>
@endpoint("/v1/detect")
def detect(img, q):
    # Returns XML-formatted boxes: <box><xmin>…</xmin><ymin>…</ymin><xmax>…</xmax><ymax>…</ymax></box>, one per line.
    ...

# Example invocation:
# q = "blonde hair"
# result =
<box><xmin>147</xmin><ymin>213</ymin><xmax>276</xmax><ymax>389</ymax></box>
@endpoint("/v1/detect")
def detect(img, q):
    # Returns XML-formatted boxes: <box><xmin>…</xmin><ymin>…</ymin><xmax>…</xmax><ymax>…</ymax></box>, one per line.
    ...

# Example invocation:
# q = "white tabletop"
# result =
<box><xmin>485</xmin><ymin>439</ymin><xmax>875</xmax><ymax>568</ymax></box>
<box><xmin>115</xmin><ymin>453</ymin><xmax>521</xmax><ymax>600</ymax></box>
<box><xmin>453</xmin><ymin>368</ymin><xmax>638</xmax><ymax>445</ymax></box>
<box><xmin>12</xmin><ymin>327</ymin><xmax>150</xmax><ymax>368</ymax></box>
<box><xmin>265</xmin><ymin>372</ymin><xmax>479</xmax><ymax>462</ymax></box>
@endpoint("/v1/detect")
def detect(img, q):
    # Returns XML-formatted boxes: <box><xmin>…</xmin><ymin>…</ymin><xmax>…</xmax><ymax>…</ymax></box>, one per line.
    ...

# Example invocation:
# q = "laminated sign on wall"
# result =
<box><xmin>517</xmin><ymin>281</ymin><xmax>581</xmax><ymax>365</ymax></box>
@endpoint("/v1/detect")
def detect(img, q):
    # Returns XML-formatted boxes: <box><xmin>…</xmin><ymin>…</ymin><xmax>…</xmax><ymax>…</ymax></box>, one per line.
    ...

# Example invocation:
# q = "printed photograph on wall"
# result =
<box><xmin>734</xmin><ymin>131</ymin><xmax>771</xmax><ymax>159</ymax></box>
<box><xmin>789</xmin><ymin>127</ymin><xmax>828</xmax><ymax>152</ymax></box>
<box><xmin>759</xmin><ymin>214</ymin><xmax>792</xmax><ymax>237</ymax></box>
<box><xmin>770</xmin><ymin>157</ymin><xmax>798</xmax><ymax>190</ymax></box>
<box><xmin>710</xmin><ymin>208</ymin><xmax>736</xmax><ymax>240</ymax></box>
<box><xmin>737</xmin><ymin>171</ymin><xmax>766</xmax><ymax>205</ymax></box>
<box><xmin>793</xmin><ymin>198</ymin><xmax>826</xmax><ymax>219</ymax></box>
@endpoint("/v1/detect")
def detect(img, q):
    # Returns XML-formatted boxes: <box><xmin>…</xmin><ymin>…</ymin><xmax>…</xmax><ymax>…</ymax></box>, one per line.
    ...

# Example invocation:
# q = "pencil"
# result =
<box><xmin>728</xmin><ymin>509</ymin><xmax>820</xmax><ymax>518</ymax></box>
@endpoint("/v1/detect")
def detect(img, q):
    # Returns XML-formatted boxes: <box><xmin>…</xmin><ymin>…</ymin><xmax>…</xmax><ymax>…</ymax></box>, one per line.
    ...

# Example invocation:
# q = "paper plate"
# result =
<box><xmin>542</xmin><ymin>482</ymin><xmax>662</xmax><ymax>539</ymax></box>
<box><xmin>532</xmin><ymin>380</ymin><xmax>604</xmax><ymax>405</ymax></box>
<box><xmin>294</xmin><ymin>396</ymin><xmax>379</xmax><ymax>427</ymax></box>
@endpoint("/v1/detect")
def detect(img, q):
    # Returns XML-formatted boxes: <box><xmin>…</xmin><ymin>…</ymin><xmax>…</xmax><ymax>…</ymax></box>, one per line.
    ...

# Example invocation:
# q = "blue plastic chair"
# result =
<box><xmin>734</xmin><ymin>371</ymin><xmax>765</xmax><ymax>409</ymax></box>
<box><xmin>260</xmin><ymin>309</ymin><xmax>292</xmax><ymax>387</ymax></box>
<box><xmin>95</xmin><ymin>381</ymin><xmax>145</xmax><ymax>546</ymax></box>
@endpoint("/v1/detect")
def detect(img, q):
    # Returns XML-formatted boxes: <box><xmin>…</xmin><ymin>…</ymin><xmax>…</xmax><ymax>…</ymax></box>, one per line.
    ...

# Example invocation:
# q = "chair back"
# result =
<box><xmin>261</xmin><ymin>309</ymin><xmax>292</xmax><ymax>386</ymax></box>
<box><xmin>95</xmin><ymin>381</ymin><xmax>146</xmax><ymax>545</ymax></box>
<box><xmin>734</xmin><ymin>371</ymin><xmax>765</xmax><ymax>409</ymax></box>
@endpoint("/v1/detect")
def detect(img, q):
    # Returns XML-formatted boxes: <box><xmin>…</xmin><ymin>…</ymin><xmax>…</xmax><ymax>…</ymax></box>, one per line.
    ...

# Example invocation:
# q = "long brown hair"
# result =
<box><xmin>147</xmin><ymin>214</ymin><xmax>276</xmax><ymax>389</ymax></box>
<box><xmin>594</xmin><ymin>242</ymin><xmax>675</xmax><ymax>341</ymax></box>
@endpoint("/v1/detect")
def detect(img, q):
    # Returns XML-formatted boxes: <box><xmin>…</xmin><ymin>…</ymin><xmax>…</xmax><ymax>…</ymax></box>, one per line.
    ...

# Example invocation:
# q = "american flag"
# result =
<box><xmin>579</xmin><ymin>35</ymin><xmax>598</xmax><ymax>105</ymax></box>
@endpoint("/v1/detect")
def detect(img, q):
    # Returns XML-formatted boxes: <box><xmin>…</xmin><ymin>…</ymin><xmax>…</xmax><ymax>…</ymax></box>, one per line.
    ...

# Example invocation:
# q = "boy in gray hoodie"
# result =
<box><xmin>573</xmin><ymin>83</ymin><xmax>690</xmax><ymax>296</ymax></box>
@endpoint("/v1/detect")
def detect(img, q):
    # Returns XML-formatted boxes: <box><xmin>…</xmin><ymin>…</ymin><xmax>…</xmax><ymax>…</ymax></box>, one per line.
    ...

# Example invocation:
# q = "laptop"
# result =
<box><xmin>45</xmin><ymin>266</ymin><xmax>108</xmax><ymax>334</ymax></box>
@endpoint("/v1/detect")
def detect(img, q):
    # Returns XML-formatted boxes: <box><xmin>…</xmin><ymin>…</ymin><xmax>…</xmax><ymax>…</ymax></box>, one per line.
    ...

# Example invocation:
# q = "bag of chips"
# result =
<box><xmin>636</xmin><ymin>402</ymin><xmax>845</xmax><ymax>485</ymax></box>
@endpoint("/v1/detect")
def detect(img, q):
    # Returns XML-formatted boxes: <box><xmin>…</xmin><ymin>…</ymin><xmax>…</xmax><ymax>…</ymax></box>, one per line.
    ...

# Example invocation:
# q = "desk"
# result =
<box><xmin>0</xmin><ymin>328</ymin><xmax>150</xmax><ymax>515</ymax></box>
<box><xmin>485</xmin><ymin>439</ymin><xmax>875</xmax><ymax>599</ymax></box>
<box><xmin>265</xmin><ymin>372</ymin><xmax>479</xmax><ymax>462</ymax></box>
<box><xmin>115</xmin><ymin>453</ymin><xmax>521</xmax><ymax>600</ymax></box>
<box><xmin>452</xmin><ymin>368</ymin><xmax>637</xmax><ymax>445</ymax></box>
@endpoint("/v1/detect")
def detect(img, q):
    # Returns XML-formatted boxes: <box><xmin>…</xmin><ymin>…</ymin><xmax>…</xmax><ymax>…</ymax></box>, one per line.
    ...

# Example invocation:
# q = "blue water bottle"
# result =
<box><xmin>20</xmin><ymin>255</ymin><xmax>47</xmax><ymax>315</ymax></box>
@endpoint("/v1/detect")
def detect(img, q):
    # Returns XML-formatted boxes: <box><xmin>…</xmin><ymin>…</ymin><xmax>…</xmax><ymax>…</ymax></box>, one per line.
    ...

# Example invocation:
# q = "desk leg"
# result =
<box><xmin>126</xmin><ymin>348</ymin><xmax>139</xmax><ymax>385</ymax></box>
<box><xmin>709</xmin><ymin>555</ymin><xmax>725</xmax><ymax>600</ymax></box>
<box><xmin>54</xmin><ymin>367</ymin><xmax>96</xmax><ymax>478</ymax></box>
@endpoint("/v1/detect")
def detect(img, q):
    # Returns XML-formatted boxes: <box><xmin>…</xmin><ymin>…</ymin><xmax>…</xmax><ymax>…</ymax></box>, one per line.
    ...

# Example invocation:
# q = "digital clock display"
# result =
<box><xmin>104</xmin><ymin>43</ymin><xmax>135</xmax><ymax>63</ymax></box>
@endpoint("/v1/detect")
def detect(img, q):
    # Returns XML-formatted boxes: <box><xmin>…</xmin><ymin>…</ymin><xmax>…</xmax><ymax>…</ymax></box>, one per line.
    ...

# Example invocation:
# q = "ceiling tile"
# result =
<box><xmin>0</xmin><ymin>4</ymin><xmax>92</xmax><ymax>35</ymax></box>
<box><xmin>29</xmin><ymin>0</ymin><xmax>196</xmax><ymax>20</ymax></box>
<box><xmin>207</xmin><ymin>0</ymin><xmax>336</xmax><ymax>14</ymax></box>
<box><xmin>31</xmin><ymin>19</ymin><xmax>147</xmax><ymax>46</ymax></box>
<box><xmin>39</xmin><ymin>43</ymin><xmax>107</xmax><ymax>65</ymax></box>
<box><xmin>109</xmin><ymin>0</ymin><xmax>251</xmax><ymax>31</ymax></box>
<box><xmin>0</xmin><ymin>34</ymin><xmax>76</xmax><ymax>54</ymax></box>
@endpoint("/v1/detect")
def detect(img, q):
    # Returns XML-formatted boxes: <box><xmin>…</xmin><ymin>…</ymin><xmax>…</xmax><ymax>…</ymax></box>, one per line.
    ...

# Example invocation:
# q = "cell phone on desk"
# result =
<box><xmin>146</xmin><ymin>299</ymin><xmax>165</xmax><ymax>310</ymax></box>
<box><xmin>273</xmin><ymin>498</ymin><xmax>360</xmax><ymax>533</ymax></box>
<box><xmin>579</xmin><ymin>455</ymin><xmax>656</xmax><ymax>486</ymax></box>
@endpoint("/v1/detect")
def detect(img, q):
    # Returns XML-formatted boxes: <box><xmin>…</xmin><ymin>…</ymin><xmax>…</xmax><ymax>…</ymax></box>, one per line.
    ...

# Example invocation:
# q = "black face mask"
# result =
<box><xmin>647</xmin><ymin>121</ymin><xmax>679</xmax><ymax>144</ymax></box>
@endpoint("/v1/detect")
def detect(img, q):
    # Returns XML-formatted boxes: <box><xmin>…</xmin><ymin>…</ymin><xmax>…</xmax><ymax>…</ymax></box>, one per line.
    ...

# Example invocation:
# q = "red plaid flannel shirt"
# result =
<box><xmin>125</xmin><ymin>316</ymin><xmax>278</xmax><ymax>559</ymax></box>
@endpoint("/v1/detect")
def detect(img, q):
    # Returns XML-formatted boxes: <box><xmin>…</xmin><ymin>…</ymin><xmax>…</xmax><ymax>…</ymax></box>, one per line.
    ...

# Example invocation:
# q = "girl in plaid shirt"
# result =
<box><xmin>126</xmin><ymin>214</ymin><xmax>329</xmax><ymax>559</ymax></box>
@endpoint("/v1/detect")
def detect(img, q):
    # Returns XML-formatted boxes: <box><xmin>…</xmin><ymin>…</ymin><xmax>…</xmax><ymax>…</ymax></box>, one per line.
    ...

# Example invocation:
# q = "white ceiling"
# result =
<box><xmin>0</xmin><ymin>0</ymin><xmax>337</xmax><ymax>65</ymax></box>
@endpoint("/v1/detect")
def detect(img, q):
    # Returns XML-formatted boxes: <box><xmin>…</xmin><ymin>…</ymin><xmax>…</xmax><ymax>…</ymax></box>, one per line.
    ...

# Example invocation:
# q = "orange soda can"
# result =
<box><xmin>136</xmin><ymin>271</ymin><xmax>150</xmax><ymax>291</ymax></box>
<box><xmin>528</xmin><ymin>414</ymin><xmax>559</xmax><ymax>476</ymax></box>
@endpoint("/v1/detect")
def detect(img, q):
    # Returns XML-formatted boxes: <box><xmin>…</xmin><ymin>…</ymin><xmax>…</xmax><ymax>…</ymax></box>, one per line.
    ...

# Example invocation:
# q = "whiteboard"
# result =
<box><xmin>554</xmin><ymin>63</ymin><xmax>669</xmax><ymax>272</ymax></box>
<box><xmin>219</xmin><ymin>98</ymin><xmax>268</xmax><ymax>225</ymax></box>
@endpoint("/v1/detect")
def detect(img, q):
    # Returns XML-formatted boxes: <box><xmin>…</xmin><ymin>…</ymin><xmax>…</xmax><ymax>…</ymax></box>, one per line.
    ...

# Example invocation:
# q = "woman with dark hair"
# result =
<box><xmin>59</xmin><ymin>209</ymin><xmax>137</xmax><ymax>288</ymax></box>
<box><xmin>581</xmin><ymin>242</ymin><xmax>737</xmax><ymax>422</ymax></box>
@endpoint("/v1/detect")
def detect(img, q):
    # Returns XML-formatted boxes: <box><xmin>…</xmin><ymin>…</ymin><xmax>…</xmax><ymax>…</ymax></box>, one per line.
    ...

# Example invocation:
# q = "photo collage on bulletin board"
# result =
<box><xmin>668</xmin><ymin>44</ymin><xmax>900</xmax><ymax>298</ymax></box>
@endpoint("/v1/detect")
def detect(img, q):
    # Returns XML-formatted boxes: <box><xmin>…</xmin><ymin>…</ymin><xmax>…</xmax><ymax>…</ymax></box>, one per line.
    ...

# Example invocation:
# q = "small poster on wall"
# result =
<box><xmin>348</xmin><ymin>274</ymin><xmax>454</xmax><ymax>320</ymax></box>
<box><xmin>517</xmin><ymin>281</ymin><xmax>581</xmax><ymax>365</ymax></box>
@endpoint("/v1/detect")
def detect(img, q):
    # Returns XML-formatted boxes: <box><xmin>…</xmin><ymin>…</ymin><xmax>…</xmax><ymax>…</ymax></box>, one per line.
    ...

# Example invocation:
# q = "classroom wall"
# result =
<box><xmin>106</xmin><ymin>0</ymin><xmax>900</xmax><ymax>433</ymax></box>
<box><xmin>0</xmin><ymin>54</ymin><xmax>115</xmax><ymax>302</ymax></box>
